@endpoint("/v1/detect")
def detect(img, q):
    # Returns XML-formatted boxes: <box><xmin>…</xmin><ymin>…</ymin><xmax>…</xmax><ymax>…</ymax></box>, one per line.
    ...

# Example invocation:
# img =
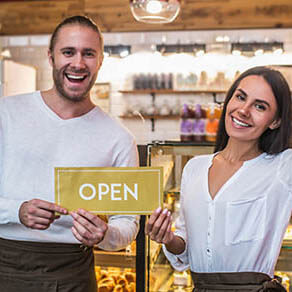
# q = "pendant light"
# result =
<box><xmin>130</xmin><ymin>0</ymin><xmax>181</xmax><ymax>24</ymax></box>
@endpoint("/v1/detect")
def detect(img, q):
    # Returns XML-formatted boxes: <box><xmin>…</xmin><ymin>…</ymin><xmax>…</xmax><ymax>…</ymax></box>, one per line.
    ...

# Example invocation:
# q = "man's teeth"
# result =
<box><xmin>67</xmin><ymin>74</ymin><xmax>85</xmax><ymax>80</ymax></box>
<box><xmin>232</xmin><ymin>117</ymin><xmax>250</xmax><ymax>127</ymax></box>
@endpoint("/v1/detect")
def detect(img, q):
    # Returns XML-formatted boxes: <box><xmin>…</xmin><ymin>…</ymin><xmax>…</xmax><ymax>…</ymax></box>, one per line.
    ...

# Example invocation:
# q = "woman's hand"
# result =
<box><xmin>145</xmin><ymin>207</ymin><xmax>174</xmax><ymax>245</ymax></box>
<box><xmin>70</xmin><ymin>209</ymin><xmax>108</xmax><ymax>247</ymax></box>
<box><xmin>145</xmin><ymin>207</ymin><xmax>186</xmax><ymax>255</ymax></box>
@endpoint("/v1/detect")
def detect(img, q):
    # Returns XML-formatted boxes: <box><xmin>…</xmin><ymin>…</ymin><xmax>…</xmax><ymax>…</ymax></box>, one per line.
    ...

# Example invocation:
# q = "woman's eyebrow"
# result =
<box><xmin>237</xmin><ymin>88</ymin><xmax>247</xmax><ymax>96</ymax></box>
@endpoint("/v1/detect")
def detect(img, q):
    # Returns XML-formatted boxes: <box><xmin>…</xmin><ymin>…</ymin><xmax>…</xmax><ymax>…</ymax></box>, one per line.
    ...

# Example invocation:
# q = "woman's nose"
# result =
<box><xmin>238</xmin><ymin>103</ymin><xmax>251</xmax><ymax>117</ymax></box>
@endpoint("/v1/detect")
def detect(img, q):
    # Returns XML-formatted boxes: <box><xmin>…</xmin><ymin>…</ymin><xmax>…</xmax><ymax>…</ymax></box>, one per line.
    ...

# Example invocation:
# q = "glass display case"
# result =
<box><xmin>94</xmin><ymin>243</ymin><xmax>137</xmax><ymax>291</ymax></box>
<box><xmin>146</xmin><ymin>141</ymin><xmax>292</xmax><ymax>292</ymax></box>
<box><xmin>93</xmin><ymin>145</ymin><xmax>148</xmax><ymax>292</ymax></box>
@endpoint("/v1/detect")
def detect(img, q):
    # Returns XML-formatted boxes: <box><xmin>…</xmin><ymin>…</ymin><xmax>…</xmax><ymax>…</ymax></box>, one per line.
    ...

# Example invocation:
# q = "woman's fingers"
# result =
<box><xmin>146</xmin><ymin>207</ymin><xmax>173</xmax><ymax>244</ymax></box>
<box><xmin>151</xmin><ymin>211</ymin><xmax>171</xmax><ymax>243</ymax></box>
<box><xmin>145</xmin><ymin>207</ymin><xmax>162</xmax><ymax>235</ymax></box>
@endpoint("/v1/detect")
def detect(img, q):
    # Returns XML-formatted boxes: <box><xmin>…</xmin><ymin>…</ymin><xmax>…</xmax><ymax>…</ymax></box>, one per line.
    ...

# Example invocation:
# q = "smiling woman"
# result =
<box><xmin>224</xmin><ymin>75</ymin><xmax>280</xmax><ymax>146</ymax></box>
<box><xmin>216</xmin><ymin>66</ymin><xmax>292</xmax><ymax>154</ymax></box>
<box><xmin>145</xmin><ymin>66</ymin><xmax>292</xmax><ymax>292</ymax></box>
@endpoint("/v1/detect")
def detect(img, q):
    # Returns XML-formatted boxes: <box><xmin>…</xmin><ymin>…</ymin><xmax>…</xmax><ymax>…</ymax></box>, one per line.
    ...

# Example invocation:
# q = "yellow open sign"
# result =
<box><xmin>55</xmin><ymin>167</ymin><xmax>163</xmax><ymax>215</ymax></box>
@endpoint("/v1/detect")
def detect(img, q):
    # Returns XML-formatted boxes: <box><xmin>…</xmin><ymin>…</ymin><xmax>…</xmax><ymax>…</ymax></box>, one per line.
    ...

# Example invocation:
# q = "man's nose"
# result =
<box><xmin>71</xmin><ymin>53</ymin><xmax>86</xmax><ymax>69</ymax></box>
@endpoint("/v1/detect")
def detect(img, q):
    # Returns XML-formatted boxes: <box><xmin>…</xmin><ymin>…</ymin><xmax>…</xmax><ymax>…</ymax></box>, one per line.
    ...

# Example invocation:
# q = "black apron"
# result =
<box><xmin>0</xmin><ymin>237</ymin><xmax>97</xmax><ymax>292</ymax></box>
<box><xmin>191</xmin><ymin>272</ymin><xmax>287</xmax><ymax>292</ymax></box>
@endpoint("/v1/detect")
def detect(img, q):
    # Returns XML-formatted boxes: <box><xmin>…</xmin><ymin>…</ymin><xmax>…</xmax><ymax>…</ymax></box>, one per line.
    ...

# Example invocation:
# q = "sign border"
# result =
<box><xmin>55</xmin><ymin>167</ymin><xmax>163</xmax><ymax>214</ymax></box>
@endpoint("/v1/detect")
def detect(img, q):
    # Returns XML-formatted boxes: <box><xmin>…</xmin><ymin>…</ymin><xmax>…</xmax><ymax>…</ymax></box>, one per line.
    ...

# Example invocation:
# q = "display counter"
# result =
<box><xmin>92</xmin><ymin>142</ymin><xmax>291</xmax><ymax>291</ymax></box>
<box><xmin>146</xmin><ymin>142</ymin><xmax>292</xmax><ymax>292</ymax></box>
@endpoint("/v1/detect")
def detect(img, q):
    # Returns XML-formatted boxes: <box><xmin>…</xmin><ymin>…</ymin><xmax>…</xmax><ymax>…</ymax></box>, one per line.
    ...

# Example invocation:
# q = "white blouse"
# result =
<box><xmin>163</xmin><ymin>149</ymin><xmax>292</xmax><ymax>277</ymax></box>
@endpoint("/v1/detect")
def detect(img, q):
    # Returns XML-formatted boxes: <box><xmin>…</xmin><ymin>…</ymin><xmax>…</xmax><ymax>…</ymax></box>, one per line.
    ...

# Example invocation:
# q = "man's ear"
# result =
<box><xmin>48</xmin><ymin>49</ymin><xmax>54</xmax><ymax>66</ymax></box>
<box><xmin>98</xmin><ymin>53</ymin><xmax>104</xmax><ymax>68</ymax></box>
<box><xmin>269</xmin><ymin>118</ymin><xmax>281</xmax><ymax>130</ymax></box>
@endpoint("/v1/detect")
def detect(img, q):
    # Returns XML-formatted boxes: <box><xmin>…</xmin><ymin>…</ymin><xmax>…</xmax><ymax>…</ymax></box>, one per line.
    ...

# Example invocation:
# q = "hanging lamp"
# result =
<box><xmin>130</xmin><ymin>0</ymin><xmax>181</xmax><ymax>24</ymax></box>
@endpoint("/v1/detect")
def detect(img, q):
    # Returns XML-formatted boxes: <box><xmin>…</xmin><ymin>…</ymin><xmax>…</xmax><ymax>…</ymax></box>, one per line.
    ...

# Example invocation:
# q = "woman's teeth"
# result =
<box><xmin>232</xmin><ymin>117</ymin><xmax>250</xmax><ymax>127</ymax></box>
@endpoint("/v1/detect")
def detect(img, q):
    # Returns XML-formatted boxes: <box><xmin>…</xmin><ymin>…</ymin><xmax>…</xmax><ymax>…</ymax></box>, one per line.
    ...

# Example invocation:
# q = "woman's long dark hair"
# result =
<box><xmin>215</xmin><ymin>66</ymin><xmax>292</xmax><ymax>154</ymax></box>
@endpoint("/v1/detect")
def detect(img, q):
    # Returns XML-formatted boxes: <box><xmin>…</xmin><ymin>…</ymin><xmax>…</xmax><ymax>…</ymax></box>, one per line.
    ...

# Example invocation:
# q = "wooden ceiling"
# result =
<box><xmin>1</xmin><ymin>0</ymin><xmax>292</xmax><ymax>36</ymax></box>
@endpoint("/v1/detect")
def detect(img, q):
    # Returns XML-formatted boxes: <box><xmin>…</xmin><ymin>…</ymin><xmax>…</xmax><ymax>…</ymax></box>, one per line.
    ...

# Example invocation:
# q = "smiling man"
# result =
<box><xmin>0</xmin><ymin>16</ymin><xmax>139</xmax><ymax>292</ymax></box>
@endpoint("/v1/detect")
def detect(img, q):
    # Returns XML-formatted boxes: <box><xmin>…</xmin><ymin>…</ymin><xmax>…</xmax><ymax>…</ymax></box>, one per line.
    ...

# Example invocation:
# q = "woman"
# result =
<box><xmin>146</xmin><ymin>66</ymin><xmax>292</xmax><ymax>291</ymax></box>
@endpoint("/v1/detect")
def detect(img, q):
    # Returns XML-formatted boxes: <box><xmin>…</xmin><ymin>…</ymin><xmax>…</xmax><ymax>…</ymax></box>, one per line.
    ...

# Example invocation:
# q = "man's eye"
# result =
<box><xmin>84</xmin><ymin>52</ymin><xmax>95</xmax><ymax>57</ymax></box>
<box><xmin>63</xmin><ymin>51</ymin><xmax>73</xmax><ymax>56</ymax></box>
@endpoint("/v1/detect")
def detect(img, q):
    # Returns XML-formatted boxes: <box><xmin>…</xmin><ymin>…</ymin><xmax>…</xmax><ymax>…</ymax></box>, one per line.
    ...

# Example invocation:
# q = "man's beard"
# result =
<box><xmin>52</xmin><ymin>66</ymin><xmax>97</xmax><ymax>103</ymax></box>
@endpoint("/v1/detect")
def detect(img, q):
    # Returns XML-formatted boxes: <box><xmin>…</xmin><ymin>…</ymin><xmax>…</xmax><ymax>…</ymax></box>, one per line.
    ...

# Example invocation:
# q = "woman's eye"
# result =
<box><xmin>255</xmin><ymin>103</ymin><xmax>266</xmax><ymax>111</ymax></box>
<box><xmin>236</xmin><ymin>94</ymin><xmax>245</xmax><ymax>101</ymax></box>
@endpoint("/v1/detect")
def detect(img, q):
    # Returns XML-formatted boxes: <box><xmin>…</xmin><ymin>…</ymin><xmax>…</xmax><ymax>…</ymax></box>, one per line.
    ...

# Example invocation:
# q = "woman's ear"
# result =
<box><xmin>269</xmin><ymin>118</ymin><xmax>281</xmax><ymax>130</ymax></box>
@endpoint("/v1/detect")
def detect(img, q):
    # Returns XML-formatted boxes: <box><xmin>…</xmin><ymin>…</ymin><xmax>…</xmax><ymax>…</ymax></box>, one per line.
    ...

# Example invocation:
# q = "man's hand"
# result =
<box><xmin>70</xmin><ymin>209</ymin><xmax>108</xmax><ymax>247</ymax></box>
<box><xmin>19</xmin><ymin>199</ymin><xmax>68</xmax><ymax>230</ymax></box>
<box><xmin>145</xmin><ymin>207</ymin><xmax>174</xmax><ymax>245</ymax></box>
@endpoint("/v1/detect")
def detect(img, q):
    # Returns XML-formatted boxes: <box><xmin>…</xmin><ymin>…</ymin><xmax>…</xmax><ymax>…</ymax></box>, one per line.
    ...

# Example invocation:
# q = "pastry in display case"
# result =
<box><xmin>94</xmin><ymin>240</ymin><xmax>137</xmax><ymax>292</ymax></box>
<box><xmin>95</xmin><ymin>266</ymin><xmax>136</xmax><ymax>292</ymax></box>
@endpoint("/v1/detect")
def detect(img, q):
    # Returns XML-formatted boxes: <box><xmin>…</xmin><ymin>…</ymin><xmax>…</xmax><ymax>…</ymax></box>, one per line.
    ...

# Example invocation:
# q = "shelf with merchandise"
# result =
<box><xmin>119</xmin><ymin>89</ymin><xmax>226</xmax><ymax>104</ymax></box>
<box><xmin>119</xmin><ymin>90</ymin><xmax>226</xmax><ymax>131</ymax></box>
<box><xmin>119</xmin><ymin>114</ymin><xmax>180</xmax><ymax>120</ymax></box>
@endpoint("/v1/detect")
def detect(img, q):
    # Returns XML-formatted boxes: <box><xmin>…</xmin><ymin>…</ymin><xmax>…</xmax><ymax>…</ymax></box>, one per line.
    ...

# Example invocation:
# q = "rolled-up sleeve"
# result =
<box><xmin>97</xmin><ymin>215</ymin><xmax>139</xmax><ymax>251</ymax></box>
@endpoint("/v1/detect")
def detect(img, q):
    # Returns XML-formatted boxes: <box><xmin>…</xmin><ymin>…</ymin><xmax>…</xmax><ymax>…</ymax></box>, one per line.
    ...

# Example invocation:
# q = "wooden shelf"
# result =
<box><xmin>119</xmin><ymin>115</ymin><xmax>180</xmax><ymax>120</ymax></box>
<box><xmin>119</xmin><ymin>115</ymin><xmax>180</xmax><ymax>131</ymax></box>
<box><xmin>119</xmin><ymin>89</ymin><xmax>226</xmax><ymax>94</ymax></box>
<box><xmin>119</xmin><ymin>89</ymin><xmax>226</xmax><ymax>106</ymax></box>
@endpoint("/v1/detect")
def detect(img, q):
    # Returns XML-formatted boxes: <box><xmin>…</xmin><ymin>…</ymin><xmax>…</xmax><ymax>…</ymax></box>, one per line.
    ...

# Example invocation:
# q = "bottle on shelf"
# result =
<box><xmin>168</xmin><ymin>73</ymin><xmax>173</xmax><ymax>90</ymax></box>
<box><xmin>131</xmin><ymin>72</ymin><xmax>175</xmax><ymax>91</ymax></box>
<box><xmin>140</xmin><ymin>73</ymin><xmax>148</xmax><ymax>90</ymax></box>
<box><xmin>153</xmin><ymin>73</ymin><xmax>159</xmax><ymax>90</ymax></box>
<box><xmin>180</xmin><ymin>104</ymin><xmax>193</xmax><ymax>142</ymax></box>
<box><xmin>133</xmin><ymin>74</ymin><xmax>140</xmax><ymax>90</ymax></box>
<box><xmin>145</xmin><ymin>103</ymin><xmax>158</xmax><ymax>116</ymax></box>
<box><xmin>159</xmin><ymin>100</ymin><xmax>171</xmax><ymax>116</ymax></box>
<box><xmin>192</xmin><ymin>104</ymin><xmax>206</xmax><ymax>142</ymax></box>
<box><xmin>205</xmin><ymin>103</ymin><xmax>221</xmax><ymax>142</ymax></box>
<box><xmin>175</xmin><ymin>73</ymin><xmax>184</xmax><ymax>90</ymax></box>
<box><xmin>172</xmin><ymin>98</ymin><xmax>181</xmax><ymax>116</ymax></box>
<box><xmin>198</xmin><ymin>70</ymin><xmax>208</xmax><ymax>90</ymax></box>
<box><xmin>147</xmin><ymin>73</ymin><xmax>154</xmax><ymax>90</ymax></box>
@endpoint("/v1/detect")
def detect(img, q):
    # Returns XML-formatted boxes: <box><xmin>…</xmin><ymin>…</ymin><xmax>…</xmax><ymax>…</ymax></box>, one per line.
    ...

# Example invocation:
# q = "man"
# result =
<box><xmin>0</xmin><ymin>15</ymin><xmax>139</xmax><ymax>292</ymax></box>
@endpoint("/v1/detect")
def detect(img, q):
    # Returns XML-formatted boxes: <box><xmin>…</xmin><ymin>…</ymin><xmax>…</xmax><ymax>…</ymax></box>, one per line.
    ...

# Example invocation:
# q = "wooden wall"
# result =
<box><xmin>0</xmin><ymin>0</ymin><xmax>292</xmax><ymax>35</ymax></box>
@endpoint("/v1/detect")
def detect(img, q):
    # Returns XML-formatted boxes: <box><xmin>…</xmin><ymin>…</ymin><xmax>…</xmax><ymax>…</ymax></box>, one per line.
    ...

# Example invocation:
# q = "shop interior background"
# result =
<box><xmin>1</xmin><ymin>27</ymin><xmax>292</xmax><ymax>144</ymax></box>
